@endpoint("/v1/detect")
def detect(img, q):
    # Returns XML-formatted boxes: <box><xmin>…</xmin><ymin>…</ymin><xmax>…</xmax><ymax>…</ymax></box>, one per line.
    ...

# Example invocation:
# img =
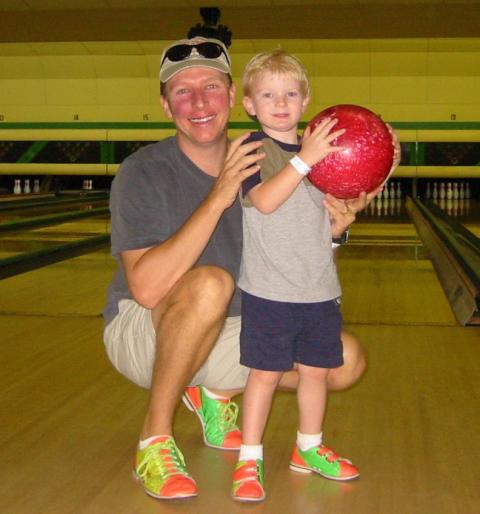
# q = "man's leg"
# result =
<box><xmin>142</xmin><ymin>265</ymin><xmax>234</xmax><ymax>438</ymax></box>
<box><xmin>134</xmin><ymin>265</ymin><xmax>234</xmax><ymax>500</ymax></box>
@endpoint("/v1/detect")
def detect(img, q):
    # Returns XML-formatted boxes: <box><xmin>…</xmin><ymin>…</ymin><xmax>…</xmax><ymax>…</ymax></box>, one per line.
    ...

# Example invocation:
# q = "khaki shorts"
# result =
<box><xmin>103</xmin><ymin>299</ymin><xmax>250</xmax><ymax>390</ymax></box>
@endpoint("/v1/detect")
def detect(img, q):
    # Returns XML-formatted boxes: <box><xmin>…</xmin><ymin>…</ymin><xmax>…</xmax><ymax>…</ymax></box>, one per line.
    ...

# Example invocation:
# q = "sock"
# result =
<box><xmin>138</xmin><ymin>434</ymin><xmax>171</xmax><ymax>449</ymax></box>
<box><xmin>239</xmin><ymin>444</ymin><xmax>263</xmax><ymax>461</ymax></box>
<box><xmin>202</xmin><ymin>386</ymin><xmax>227</xmax><ymax>401</ymax></box>
<box><xmin>296</xmin><ymin>431</ymin><xmax>323</xmax><ymax>451</ymax></box>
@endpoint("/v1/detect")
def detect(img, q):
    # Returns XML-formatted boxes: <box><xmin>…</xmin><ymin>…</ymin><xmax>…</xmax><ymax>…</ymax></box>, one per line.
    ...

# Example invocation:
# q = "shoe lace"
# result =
<box><xmin>219</xmin><ymin>400</ymin><xmax>240</xmax><ymax>431</ymax></box>
<box><xmin>137</xmin><ymin>439</ymin><xmax>187</xmax><ymax>481</ymax></box>
<box><xmin>318</xmin><ymin>445</ymin><xmax>340</xmax><ymax>463</ymax></box>
<box><xmin>207</xmin><ymin>400</ymin><xmax>239</xmax><ymax>437</ymax></box>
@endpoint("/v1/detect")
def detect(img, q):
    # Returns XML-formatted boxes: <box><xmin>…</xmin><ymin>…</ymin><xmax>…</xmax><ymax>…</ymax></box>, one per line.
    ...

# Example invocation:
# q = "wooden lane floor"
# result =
<box><xmin>0</xmin><ymin>217</ymin><xmax>110</xmax><ymax>260</ymax></box>
<box><xmin>1</xmin><ymin>215</ymin><xmax>480</xmax><ymax>514</ymax></box>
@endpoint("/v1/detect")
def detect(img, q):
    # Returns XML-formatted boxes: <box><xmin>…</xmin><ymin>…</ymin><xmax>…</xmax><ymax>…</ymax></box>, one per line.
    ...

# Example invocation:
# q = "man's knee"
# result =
<box><xmin>152</xmin><ymin>266</ymin><xmax>234</xmax><ymax>327</ymax></box>
<box><xmin>327</xmin><ymin>331</ymin><xmax>367</xmax><ymax>391</ymax></box>
<box><xmin>186</xmin><ymin>266</ymin><xmax>235</xmax><ymax>313</ymax></box>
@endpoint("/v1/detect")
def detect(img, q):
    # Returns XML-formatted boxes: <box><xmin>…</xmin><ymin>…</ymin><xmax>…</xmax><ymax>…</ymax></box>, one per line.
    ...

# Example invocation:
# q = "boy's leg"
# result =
<box><xmin>241</xmin><ymin>369</ymin><xmax>283</xmax><ymax>445</ymax></box>
<box><xmin>290</xmin><ymin>362</ymin><xmax>359</xmax><ymax>481</ymax></box>
<box><xmin>232</xmin><ymin>368</ymin><xmax>283</xmax><ymax>503</ymax></box>
<box><xmin>296</xmin><ymin>364</ymin><xmax>328</xmax><ymax>435</ymax></box>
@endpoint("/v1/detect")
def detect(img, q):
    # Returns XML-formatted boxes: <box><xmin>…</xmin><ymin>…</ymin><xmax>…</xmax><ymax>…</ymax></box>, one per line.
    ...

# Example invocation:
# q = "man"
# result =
<box><xmin>103</xmin><ymin>37</ymin><xmax>371</xmax><ymax>501</ymax></box>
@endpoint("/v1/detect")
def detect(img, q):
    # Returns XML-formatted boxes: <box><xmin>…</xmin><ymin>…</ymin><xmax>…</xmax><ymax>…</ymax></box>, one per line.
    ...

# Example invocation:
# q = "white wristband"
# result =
<box><xmin>289</xmin><ymin>155</ymin><xmax>311</xmax><ymax>176</ymax></box>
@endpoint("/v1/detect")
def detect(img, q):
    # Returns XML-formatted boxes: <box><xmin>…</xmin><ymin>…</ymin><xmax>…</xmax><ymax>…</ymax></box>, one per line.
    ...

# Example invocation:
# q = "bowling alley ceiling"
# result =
<box><xmin>0</xmin><ymin>0</ymin><xmax>479</xmax><ymax>43</ymax></box>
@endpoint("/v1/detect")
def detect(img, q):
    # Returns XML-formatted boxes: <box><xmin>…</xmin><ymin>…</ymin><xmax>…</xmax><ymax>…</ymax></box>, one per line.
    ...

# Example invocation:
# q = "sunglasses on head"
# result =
<box><xmin>162</xmin><ymin>42</ymin><xmax>230</xmax><ymax>66</ymax></box>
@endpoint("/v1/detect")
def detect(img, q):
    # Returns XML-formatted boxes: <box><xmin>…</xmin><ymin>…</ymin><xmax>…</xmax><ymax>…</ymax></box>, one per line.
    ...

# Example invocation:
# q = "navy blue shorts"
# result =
<box><xmin>240</xmin><ymin>291</ymin><xmax>344</xmax><ymax>371</ymax></box>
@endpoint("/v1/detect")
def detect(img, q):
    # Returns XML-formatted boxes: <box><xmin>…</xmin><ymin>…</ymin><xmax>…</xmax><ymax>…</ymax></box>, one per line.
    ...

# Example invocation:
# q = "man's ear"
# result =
<box><xmin>160</xmin><ymin>95</ymin><xmax>173</xmax><ymax>120</ymax></box>
<box><xmin>243</xmin><ymin>96</ymin><xmax>256</xmax><ymax>117</ymax></box>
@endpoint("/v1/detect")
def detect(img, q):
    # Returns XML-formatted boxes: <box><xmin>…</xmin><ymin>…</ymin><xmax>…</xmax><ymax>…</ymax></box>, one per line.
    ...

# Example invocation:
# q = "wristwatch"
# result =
<box><xmin>332</xmin><ymin>230</ymin><xmax>349</xmax><ymax>247</ymax></box>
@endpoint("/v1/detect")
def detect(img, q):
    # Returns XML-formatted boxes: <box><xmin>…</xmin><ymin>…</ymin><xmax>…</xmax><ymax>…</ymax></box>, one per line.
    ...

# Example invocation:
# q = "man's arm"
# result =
<box><xmin>121</xmin><ymin>135</ymin><xmax>264</xmax><ymax>309</ymax></box>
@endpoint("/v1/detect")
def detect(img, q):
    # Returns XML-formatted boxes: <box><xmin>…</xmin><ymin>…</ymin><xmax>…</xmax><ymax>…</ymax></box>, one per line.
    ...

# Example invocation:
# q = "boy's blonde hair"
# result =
<box><xmin>242</xmin><ymin>49</ymin><xmax>310</xmax><ymax>98</ymax></box>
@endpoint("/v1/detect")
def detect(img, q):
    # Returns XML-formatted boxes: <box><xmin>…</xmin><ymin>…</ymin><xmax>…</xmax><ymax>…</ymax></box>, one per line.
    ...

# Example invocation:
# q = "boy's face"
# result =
<box><xmin>243</xmin><ymin>71</ymin><xmax>309</xmax><ymax>142</ymax></box>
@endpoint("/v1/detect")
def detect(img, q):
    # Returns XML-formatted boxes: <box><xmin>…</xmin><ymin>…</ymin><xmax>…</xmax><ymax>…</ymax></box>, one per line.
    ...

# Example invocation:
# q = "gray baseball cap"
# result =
<box><xmin>159</xmin><ymin>37</ymin><xmax>231</xmax><ymax>83</ymax></box>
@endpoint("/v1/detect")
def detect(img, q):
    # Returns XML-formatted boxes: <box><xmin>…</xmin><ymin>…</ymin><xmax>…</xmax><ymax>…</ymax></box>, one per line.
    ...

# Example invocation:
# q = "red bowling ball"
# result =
<box><xmin>307</xmin><ymin>104</ymin><xmax>394</xmax><ymax>199</ymax></box>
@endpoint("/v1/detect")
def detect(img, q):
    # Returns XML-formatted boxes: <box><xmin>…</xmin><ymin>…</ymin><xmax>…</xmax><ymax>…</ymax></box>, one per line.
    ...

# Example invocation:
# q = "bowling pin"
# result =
<box><xmin>33</xmin><ymin>179</ymin><xmax>40</xmax><ymax>193</ymax></box>
<box><xmin>446</xmin><ymin>198</ymin><xmax>453</xmax><ymax>215</ymax></box>
<box><xmin>452</xmin><ymin>199</ymin><xmax>459</xmax><ymax>216</ymax></box>
<box><xmin>459</xmin><ymin>182</ymin><xmax>465</xmax><ymax>200</ymax></box>
<box><xmin>13</xmin><ymin>179</ymin><xmax>22</xmax><ymax>194</ymax></box>
<box><xmin>396</xmin><ymin>181</ymin><xmax>402</xmax><ymax>199</ymax></box>
<box><xmin>465</xmin><ymin>182</ymin><xmax>471</xmax><ymax>199</ymax></box>
<box><xmin>390</xmin><ymin>198</ymin><xmax>395</xmax><ymax>216</ymax></box>
<box><xmin>439</xmin><ymin>182</ymin><xmax>446</xmax><ymax>200</ymax></box>
<box><xmin>389</xmin><ymin>181</ymin><xmax>395</xmax><ymax>199</ymax></box>
<box><xmin>446</xmin><ymin>182</ymin><xmax>453</xmax><ymax>200</ymax></box>
<box><xmin>453</xmin><ymin>182</ymin><xmax>459</xmax><ymax>200</ymax></box>
<box><xmin>383</xmin><ymin>182</ymin><xmax>389</xmax><ymax>199</ymax></box>
<box><xmin>23</xmin><ymin>179</ymin><xmax>31</xmax><ymax>194</ymax></box>
<box><xmin>376</xmin><ymin>197</ymin><xmax>383</xmax><ymax>216</ymax></box>
<box><xmin>383</xmin><ymin>198</ymin><xmax>390</xmax><ymax>216</ymax></box>
<box><xmin>432</xmin><ymin>182</ymin><xmax>438</xmax><ymax>200</ymax></box>
<box><xmin>425</xmin><ymin>182</ymin><xmax>431</xmax><ymax>199</ymax></box>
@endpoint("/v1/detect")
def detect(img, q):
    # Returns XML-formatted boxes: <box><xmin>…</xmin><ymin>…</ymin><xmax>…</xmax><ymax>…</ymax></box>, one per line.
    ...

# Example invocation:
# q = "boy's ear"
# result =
<box><xmin>243</xmin><ymin>96</ymin><xmax>256</xmax><ymax>117</ymax></box>
<box><xmin>229</xmin><ymin>82</ymin><xmax>237</xmax><ymax>108</ymax></box>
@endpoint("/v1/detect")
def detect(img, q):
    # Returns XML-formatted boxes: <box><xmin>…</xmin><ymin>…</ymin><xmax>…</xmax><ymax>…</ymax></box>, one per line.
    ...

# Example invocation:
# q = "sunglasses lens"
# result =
<box><xmin>165</xmin><ymin>45</ymin><xmax>192</xmax><ymax>62</ymax></box>
<box><xmin>197</xmin><ymin>42</ymin><xmax>222</xmax><ymax>59</ymax></box>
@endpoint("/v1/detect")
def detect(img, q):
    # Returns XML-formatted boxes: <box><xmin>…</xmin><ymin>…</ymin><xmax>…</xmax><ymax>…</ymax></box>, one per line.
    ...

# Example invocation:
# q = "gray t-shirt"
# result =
<box><xmin>239</xmin><ymin>133</ymin><xmax>341</xmax><ymax>303</ymax></box>
<box><xmin>103</xmin><ymin>137</ymin><xmax>243</xmax><ymax>325</ymax></box>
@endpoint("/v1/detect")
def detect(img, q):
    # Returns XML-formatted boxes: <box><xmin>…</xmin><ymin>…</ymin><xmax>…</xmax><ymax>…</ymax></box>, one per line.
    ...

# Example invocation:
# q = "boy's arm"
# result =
<box><xmin>247</xmin><ymin>117</ymin><xmax>345</xmax><ymax>214</ymax></box>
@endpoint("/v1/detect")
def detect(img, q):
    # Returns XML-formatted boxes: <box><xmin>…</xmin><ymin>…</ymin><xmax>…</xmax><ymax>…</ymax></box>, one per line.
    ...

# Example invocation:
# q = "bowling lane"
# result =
<box><xmin>339</xmin><ymin>202</ymin><xmax>458</xmax><ymax>326</ymax></box>
<box><xmin>0</xmin><ymin>197</ymin><xmax>109</xmax><ymax>223</ymax></box>
<box><xmin>1</xmin><ymin>196</ymin><xmax>480</xmax><ymax>514</ymax></box>
<box><xmin>0</xmin><ymin>216</ymin><xmax>110</xmax><ymax>261</ymax></box>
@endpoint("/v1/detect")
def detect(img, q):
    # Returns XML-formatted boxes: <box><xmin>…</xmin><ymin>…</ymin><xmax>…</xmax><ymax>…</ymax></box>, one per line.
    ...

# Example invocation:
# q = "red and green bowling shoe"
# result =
<box><xmin>231</xmin><ymin>459</ymin><xmax>265</xmax><ymax>502</ymax></box>
<box><xmin>183</xmin><ymin>386</ymin><xmax>242</xmax><ymax>450</ymax></box>
<box><xmin>289</xmin><ymin>443</ymin><xmax>359</xmax><ymax>481</ymax></box>
<box><xmin>134</xmin><ymin>436</ymin><xmax>197</xmax><ymax>500</ymax></box>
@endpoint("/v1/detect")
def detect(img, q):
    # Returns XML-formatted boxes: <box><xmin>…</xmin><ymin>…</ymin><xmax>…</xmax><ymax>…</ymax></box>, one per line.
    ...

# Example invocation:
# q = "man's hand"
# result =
<box><xmin>324</xmin><ymin>187</ymin><xmax>381</xmax><ymax>238</ymax></box>
<box><xmin>208</xmin><ymin>133</ymin><xmax>265</xmax><ymax>212</ymax></box>
<box><xmin>386</xmin><ymin>123</ymin><xmax>402</xmax><ymax>178</ymax></box>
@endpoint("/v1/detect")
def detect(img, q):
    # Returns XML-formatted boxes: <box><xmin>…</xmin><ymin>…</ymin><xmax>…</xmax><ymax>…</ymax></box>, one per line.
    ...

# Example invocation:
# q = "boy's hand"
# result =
<box><xmin>299</xmin><ymin>117</ymin><xmax>345</xmax><ymax>168</ymax></box>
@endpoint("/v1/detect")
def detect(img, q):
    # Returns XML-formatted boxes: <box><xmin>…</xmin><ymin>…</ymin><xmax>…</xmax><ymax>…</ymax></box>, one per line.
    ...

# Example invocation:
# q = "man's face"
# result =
<box><xmin>161</xmin><ymin>67</ymin><xmax>235</xmax><ymax>149</ymax></box>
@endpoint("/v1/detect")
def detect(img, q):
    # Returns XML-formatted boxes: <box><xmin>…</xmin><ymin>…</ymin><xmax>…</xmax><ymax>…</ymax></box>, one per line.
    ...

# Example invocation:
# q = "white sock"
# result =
<box><xmin>138</xmin><ymin>435</ymin><xmax>170</xmax><ymax>449</ymax></box>
<box><xmin>239</xmin><ymin>444</ymin><xmax>263</xmax><ymax>461</ymax></box>
<box><xmin>202</xmin><ymin>386</ymin><xmax>227</xmax><ymax>401</ymax></box>
<box><xmin>296</xmin><ymin>431</ymin><xmax>323</xmax><ymax>451</ymax></box>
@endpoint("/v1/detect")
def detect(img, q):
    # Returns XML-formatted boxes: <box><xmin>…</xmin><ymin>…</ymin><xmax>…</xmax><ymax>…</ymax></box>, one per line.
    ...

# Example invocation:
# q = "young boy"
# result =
<box><xmin>231</xmin><ymin>49</ymin><xmax>360</xmax><ymax>502</ymax></box>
